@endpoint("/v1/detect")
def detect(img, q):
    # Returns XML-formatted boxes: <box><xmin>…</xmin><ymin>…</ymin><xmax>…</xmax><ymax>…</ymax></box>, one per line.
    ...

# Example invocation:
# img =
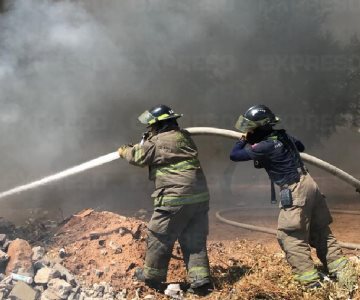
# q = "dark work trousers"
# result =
<box><xmin>144</xmin><ymin>201</ymin><xmax>210</xmax><ymax>283</ymax></box>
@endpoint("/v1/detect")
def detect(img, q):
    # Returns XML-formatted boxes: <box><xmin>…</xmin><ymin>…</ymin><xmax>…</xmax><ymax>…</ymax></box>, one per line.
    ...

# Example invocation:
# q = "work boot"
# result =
<box><xmin>134</xmin><ymin>268</ymin><xmax>165</xmax><ymax>292</ymax></box>
<box><xmin>187</xmin><ymin>278</ymin><xmax>213</xmax><ymax>296</ymax></box>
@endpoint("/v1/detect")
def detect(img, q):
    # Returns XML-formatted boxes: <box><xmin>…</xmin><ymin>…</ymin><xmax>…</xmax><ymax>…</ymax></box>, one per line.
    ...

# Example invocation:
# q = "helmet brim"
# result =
<box><xmin>138</xmin><ymin>110</ymin><xmax>183</xmax><ymax>125</ymax></box>
<box><xmin>138</xmin><ymin>110</ymin><xmax>154</xmax><ymax>125</ymax></box>
<box><xmin>235</xmin><ymin>115</ymin><xmax>280</xmax><ymax>133</ymax></box>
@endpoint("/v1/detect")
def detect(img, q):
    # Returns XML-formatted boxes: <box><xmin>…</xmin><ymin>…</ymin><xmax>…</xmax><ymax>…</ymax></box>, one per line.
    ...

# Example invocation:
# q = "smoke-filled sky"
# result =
<box><xmin>0</xmin><ymin>0</ymin><xmax>359</xmax><ymax>218</ymax></box>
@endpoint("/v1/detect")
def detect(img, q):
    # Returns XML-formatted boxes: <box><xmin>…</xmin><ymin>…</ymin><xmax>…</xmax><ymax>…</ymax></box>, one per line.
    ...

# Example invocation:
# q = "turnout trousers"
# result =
<box><xmin>144</xmin><ymin>201</ymin><xmax>210</xmax><ymax>284</ymax></box>
<box><xmin>276</xmin><ymin>173</ymin><xmax>346</xmax><ymax>283</ymax></box>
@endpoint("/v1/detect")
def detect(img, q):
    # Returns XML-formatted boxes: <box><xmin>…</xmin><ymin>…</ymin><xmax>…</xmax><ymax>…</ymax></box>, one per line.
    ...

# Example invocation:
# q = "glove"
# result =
<box><xmin>118</xmin><ymin>145</ymin><xmax>128</xmax><ymax>158</ymax></box>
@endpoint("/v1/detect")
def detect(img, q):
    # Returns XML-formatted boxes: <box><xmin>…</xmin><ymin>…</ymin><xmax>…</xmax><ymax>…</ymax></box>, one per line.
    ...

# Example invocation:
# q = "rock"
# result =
<box><xmin>0</xmin><ymin>235</ymin><xmax>7</xmax><ymax>246</ymax></box>
<box><xmin>52</xmin><ymin>263</ymin><xmax>77</xmax><ymax>287</ymax></box>
<box><xmin>144</xmin><ymin>295</ymin><xmax>155</xmax><ymax>299</ymax></box>
<box><xmin>9</xmin><ymin>281</ymin><xmax>38</xmax><ymax>300</ymax></box>
<box><xmin>34</xmin><ymin>285</ymin><xmax>45</xmax><ymax>294</ymax></box>
<box><xmin>0</xmin><ymin>250</ymin><xmax>9</xmax><ymax>263</ymax></box>
<box><xmin>117</xmin><ymin>289</ymin><xmax>127</xmax><ymax>299</ymax></box>
<box><xmin>68</xmin><ymin>291</ymin><xmax>79</xmax><ymax>300</ymax></box>
<box><xmin>68</xmin><ymin>286</ymin><xmax>80</xmax><ymax>300</ymax></box>
<box><xmin>32</xmin><ymin>246</ymin><xmax>45</xmax><ymax>261</ymax></box>
<box><xmin>0</xmin><ymin>281</ymin><xmax>12</xmax><ymax>298</ymax></box>
<box><xmin>33</xmin><ymin>260</ymin><xmax>48</xmax><ymax>272</ymax></box>
<box><xmin>109</xmin><ymin>241</ymin><xmax>122</xmax><ymax>254</ymax></box>
<box><xmin>5</xmin><ymin>239</ymin><xmax>34</xmax><ymax>277</ymax></box>
<box><xmin>47</xmin><ymin>278</ymin><xmax>72</xmax><ymax>299</ymax></box>
<box><xmin>34</xmin><ymin>267</ymin><xmax>61</xmax><ymax>284</ymax></box>
<box><xmin>164</xmin><ymin>283</ymin><xmax>183</xmax><ymax>299</ymax></box>
<box><xmin>58</xmin><ymin>248</ymin><xmax>66</xmax><ymax>259</ymax></box>
<box><xmin>94</xmin><ymin>270</ymin><xmax>103</xmax><ymax>278</ymax></box>
<box><xmin>2</xmin><ymin>239</ymin><xmax>11</xmax><ymax>252</ymax></box>
<box><xmin>89</xmin><ymin>232</ymin><xmax>100</xmax><ymax>240</ymax></box>
<box><xmin>41</xmin><ymin>289</ymin><xmax>61</xmax><ymax>300</ymax></box>
<box><xmin>118</xmin><ymin>228</ymin><xmax>126</xmax><ymax>236</ymax></box>
<box><xmin>100</xmin><ymin>249</ymin><xmax>107</xmax><ymax>256</ymax></box>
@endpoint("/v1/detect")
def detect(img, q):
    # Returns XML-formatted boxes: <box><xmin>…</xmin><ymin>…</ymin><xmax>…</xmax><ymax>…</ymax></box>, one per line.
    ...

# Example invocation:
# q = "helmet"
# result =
<box><xmin>234</xmin><ymin>104</ymin><xmax>280</xmax><ymax>133</ymax></box>
<box><xmin>138</xmin><ymin>104</ymin><xmax>183</xmax><ymax>126</ymax></box>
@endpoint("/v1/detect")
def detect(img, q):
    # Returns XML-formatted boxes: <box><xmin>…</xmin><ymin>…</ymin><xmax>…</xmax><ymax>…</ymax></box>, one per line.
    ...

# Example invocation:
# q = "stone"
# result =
<box><xmin>94</xmin><ymin>270</ymin><xmax>103</xmax><ymax>278</ymax></box>
<box><xmin>47</xmin><ymin>278</ymin><xmax>72</xmax><ymax>299</ymax></box>
<box><xmin>32</xmin><ymin>246</ymin><xmax>45</xmax><ymax>261</ymax></box>
<box><xmin>5</xmin><ymin>239</ymin><xmax>34</xmax><ymax>277</ymax></box>
<box><xmin>9</xmin><ymin>281</ymin><xmax>38</xmax><ymax>300</ymax></box>
<box><xmin>0</xmin><ymin>250</ymin><xmax>9</xmax><ymax>263</ymax></box>
<box><xmin>100</xmin><ymin>250</ymin><xmax>107</xmax><ymax>256</ymax></box>
<box><xmin>93</xmin><ymin>283</ymin><xmax>104</xmax><ymax>294</ymax></box>
<box><xmin>41</xmin><ymin>289</ymin><xmax>60</xmax><ymax>300</ymax></box>
<box><xmin>68</xmin><ymin>286</ymin><xmax>80</xmax><ymax>300</ymax></box>
<box><xmin>34</xmin><ymin>285</ymin><xmax>45</xmax><ymax>292</ymax></box>
<box><xmin>0</xmin><ymin>235</ymin><xmax>7</xmax><ymax>246</ymax></box>
<box><xmin>33</xmin><ymin>260</ymin><xmax>47</xmax><ymax>272</ymax></box>
<box><xmin>58</xmin><ymin>248</ymin><xmax>66</xmax><ymax>259</ymax></box>
<box><xmin>89</xmin><ymin>233</ymin><xmax>100</xmax><ymax>240</ymax></box>
<box><xmin>52</xmin><ymin>263</ymin><xmax>77</xmax><ymax>287</ymax></box>
<box><xmin>2</xmin><ymin>240</ymin><xmax>11</xmax><ymax>252</ymax></box>
<box><xmin>34</xmin><ymin>267</ymin><xmax>61</xmax><ymax>285</ymax></box>
<box><xmin>144</xmin><ymin>295</ymin><xmax>155</xmax><ymax>299</ymax></box>
<box><xmin>109</xmin><ymin>241</ymin><xmax>122</xmax><ymax>254</ymax></box>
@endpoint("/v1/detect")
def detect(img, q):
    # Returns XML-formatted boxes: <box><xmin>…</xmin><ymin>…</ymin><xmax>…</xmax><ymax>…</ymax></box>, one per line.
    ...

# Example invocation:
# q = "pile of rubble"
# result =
<box><xmin>0</xmin><ymin>210</ymin><xmax>159</xmax><ymax>300</ymax></box>
<box><xmin>0</xmin><ymin>209</ymin><xmax>358</xmax><ymax>300</ymax></box>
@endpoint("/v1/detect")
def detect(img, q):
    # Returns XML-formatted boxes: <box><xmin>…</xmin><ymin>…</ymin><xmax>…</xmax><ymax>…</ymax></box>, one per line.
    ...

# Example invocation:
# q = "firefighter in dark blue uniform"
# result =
<box><xmin>230</xmin><ymin>105</ymin><xmax>349</xmax><ymax>287</ymax></box>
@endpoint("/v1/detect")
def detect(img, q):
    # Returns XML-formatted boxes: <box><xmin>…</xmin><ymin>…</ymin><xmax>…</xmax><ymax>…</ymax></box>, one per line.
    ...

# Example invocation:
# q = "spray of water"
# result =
<box><xmin>0</xmin><ymin>152</ymin><xmax>119</xmax><ymax>200</ymax></box>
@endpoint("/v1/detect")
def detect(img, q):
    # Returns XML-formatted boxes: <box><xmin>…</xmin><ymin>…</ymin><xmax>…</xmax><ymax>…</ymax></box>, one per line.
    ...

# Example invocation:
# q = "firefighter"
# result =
<box><xmin>118</xmin><ymin>104</ymin><xmax>212</xmax><ymax>294</ymax></box>
<box><xmin>229</xmin><ymin>104</ymin><xmax>352</xmax><ymax>288</ymax></box>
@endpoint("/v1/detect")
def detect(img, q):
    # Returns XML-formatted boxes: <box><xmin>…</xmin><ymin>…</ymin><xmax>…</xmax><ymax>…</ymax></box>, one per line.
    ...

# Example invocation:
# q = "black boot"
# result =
<box><xmin>134</xmin><ymin>268</ymin><xmax>165</xmax><ymax>292</ymax></box>
<box><xmin>187</xmin><ymin>278</ymin><xmax>213</xmax><ymax>296</ymax></box>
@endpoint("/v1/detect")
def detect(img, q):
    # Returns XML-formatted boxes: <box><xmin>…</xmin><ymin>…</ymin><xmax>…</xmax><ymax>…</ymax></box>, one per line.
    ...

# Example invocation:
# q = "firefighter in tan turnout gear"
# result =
<box><xmin>118</xmin><ymin>105</ymin><xmax>212</xmax><ymax>294</ymax></box>
<box><xmin>229</xmin><ymin>105</ymin><xmax>354</xmax><ymax>288</ymax></box>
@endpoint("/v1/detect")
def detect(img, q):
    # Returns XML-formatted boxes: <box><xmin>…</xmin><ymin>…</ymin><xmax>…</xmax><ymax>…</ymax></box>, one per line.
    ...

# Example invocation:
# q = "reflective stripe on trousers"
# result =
<box><xmin>144</xmin><ymin>266</ymin><xmax>167</xmax><ymax>282</ymax></box>
<box><xmin>293</xmin><ymin>268</ymin><xmax>320</xmax><ymax>284</ymax></box>
<box><xmin>188</xmin><ymin>266</ymin><xmax>210</xmax><ymax>281</ymax></box>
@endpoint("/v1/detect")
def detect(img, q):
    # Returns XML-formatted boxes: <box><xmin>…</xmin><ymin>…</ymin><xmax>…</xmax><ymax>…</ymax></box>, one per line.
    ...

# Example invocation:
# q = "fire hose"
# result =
<box><xmin>186</xmin><ymin>127</ymin><xmax>360</xmax><ymax>250</ymax></box>
<box><xmin>0</xmin><ymin>127</ymin><xmax>358</xmax><ymax>249</ymax></box>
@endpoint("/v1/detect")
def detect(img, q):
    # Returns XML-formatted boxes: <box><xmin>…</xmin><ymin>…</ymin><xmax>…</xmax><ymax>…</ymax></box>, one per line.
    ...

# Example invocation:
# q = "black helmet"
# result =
<box><xmin>138</xmin><ymin>104</ymin><xmax>183</xmax><ymax>126</ymax></box>
<box><xmin>235</xmin><ymin>104</ymin><xmax>280</xmax><ymax>133</ymax></box>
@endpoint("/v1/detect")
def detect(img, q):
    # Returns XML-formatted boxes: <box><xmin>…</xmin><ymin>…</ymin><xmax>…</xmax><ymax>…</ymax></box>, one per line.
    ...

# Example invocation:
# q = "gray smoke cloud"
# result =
<box><xmin>0</xmin><ymin>0</ymin><xmax>359</xmax><ymax>220</ymax></box>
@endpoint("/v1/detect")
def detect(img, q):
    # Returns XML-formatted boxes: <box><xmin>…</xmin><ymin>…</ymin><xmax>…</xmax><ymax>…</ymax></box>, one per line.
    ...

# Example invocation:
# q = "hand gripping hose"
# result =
<box><xmin>186</xmin><ymin>127</ymin><xmax>360</xmax><ymax>250</ymax></box>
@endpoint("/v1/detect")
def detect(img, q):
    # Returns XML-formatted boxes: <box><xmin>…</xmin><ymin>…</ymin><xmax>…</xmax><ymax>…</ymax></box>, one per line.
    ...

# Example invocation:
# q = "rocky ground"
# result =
<box><xmin>0</xmin><ymin>209</ymin><xmax>359</xmax><ymax>300</ymax></box>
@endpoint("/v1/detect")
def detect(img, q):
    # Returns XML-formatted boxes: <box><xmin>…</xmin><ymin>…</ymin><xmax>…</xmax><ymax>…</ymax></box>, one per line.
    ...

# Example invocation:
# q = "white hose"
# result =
<box><xmin>216</xmin><ymin>208</ymin><xmax>360</xmax><ymax>250</ymax></box>
<box><xmin>185</xmin><ymin>127</ymin><xmax>360</xmax><ymax>191</ymax></box>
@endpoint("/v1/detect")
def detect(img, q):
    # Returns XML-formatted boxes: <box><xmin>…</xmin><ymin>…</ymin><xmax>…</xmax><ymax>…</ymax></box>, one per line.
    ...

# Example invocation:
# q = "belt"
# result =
<box><xmin>280</xmin><ymin>171</ymin><xmax>306</xmax><ymax>190</ymax></box>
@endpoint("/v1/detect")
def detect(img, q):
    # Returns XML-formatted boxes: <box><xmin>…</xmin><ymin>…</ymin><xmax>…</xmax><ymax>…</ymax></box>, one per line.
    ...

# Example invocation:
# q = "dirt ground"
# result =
<box><xmin>47</xmin><ymin>208</ymin><xmax>360</xmax><ymax>300</ymax></box>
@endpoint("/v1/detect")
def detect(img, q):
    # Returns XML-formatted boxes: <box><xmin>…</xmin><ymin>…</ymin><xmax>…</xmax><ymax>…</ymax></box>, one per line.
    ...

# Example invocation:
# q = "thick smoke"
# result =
<box><xmin>0</xmin><ymin>0</ymin><xmax>359</xmax><ymax>219</ymax></box>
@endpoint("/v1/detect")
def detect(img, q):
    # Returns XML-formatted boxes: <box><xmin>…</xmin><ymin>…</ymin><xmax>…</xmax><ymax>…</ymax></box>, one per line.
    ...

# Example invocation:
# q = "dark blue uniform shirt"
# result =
<box><xmin>230</xmin><ymin>132</ymin><xmax>305</xmax><ymax>187</ymax></box>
